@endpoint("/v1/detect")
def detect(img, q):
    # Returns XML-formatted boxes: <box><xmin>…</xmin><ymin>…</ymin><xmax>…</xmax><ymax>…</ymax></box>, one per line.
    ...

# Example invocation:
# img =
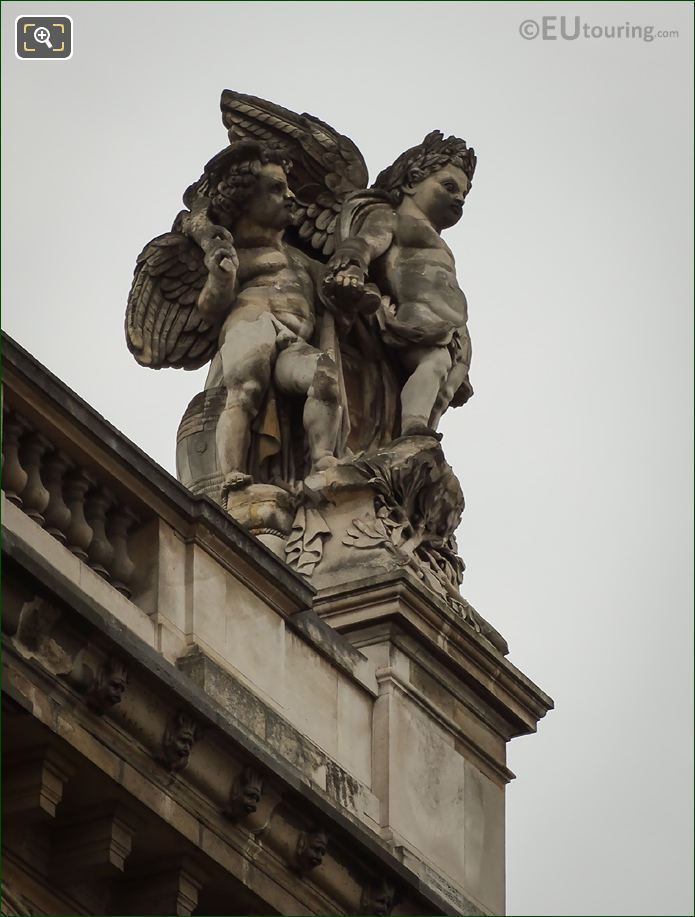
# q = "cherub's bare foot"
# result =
<box><xmin>312</xmin><ymin>455</ymin><xmax>339</xmax><ymax>472</ymax></box>
<box><xmin>336</xmin><ymin>265</ymin><xmax>363</xmax><ymax>288</ymax></box>
<box><xmin>221</xmin><ymin>470</ymin><xmax>253</xmax><ymax>506</ymax></box>
<box><xmin>399</xmin><ymin>421</ymin><xmax>443</xmax><ymax>442</ymax></box>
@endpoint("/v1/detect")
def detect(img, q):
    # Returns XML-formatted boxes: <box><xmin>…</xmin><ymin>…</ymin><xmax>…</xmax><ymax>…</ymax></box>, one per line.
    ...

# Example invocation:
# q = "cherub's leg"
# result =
<box><xmin>429</xmin><ymin>360</ymin><xmax>470</xmax><ymax>430</ymax></box>
<box><xmin>429</xmin><ymin>331</ymin><xmax>473</xmax><ymax>429</ymax></box>
<box><xmin>274</xmin><ymin>343</ymin><xmax>341</xmax><ymax>473</ymax></box>
<box><xmin>217</xmin><ymin>316</ymin><xmax>276</xmax><ymax>494</ymax></box>
<box><xmin>399</xmin><ymin>346</ymin><xmax>452</xmax><ymax>436</ymax></box>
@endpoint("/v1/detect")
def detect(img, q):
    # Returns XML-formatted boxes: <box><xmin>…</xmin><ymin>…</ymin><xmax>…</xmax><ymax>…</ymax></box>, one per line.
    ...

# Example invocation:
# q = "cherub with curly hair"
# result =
<box><xmin>326</xmin><ymin>131</ymin><xmax>477</xmax><ymax>437</ymax></box>
<box><xmin>127</xmin><ymin>139</ymin><xmax>344</xmax><ymax>503</ymax></box>
<box><xmin>127</xmin><ymin>94</ymin><xmax>479</xmax><ymax>501</ymax></box>
<box><xmin>193</xmin><ymin>142</ymin><xmax>345</xmax><ymax>497</ymax></box>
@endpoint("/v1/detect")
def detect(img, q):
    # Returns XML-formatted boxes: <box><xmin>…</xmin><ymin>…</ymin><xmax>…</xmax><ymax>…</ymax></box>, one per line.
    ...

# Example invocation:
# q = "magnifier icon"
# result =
<box><xmin>33</xmin><ymin>26</ymin><xmax>53</xmax><ymax>49</ymax></box>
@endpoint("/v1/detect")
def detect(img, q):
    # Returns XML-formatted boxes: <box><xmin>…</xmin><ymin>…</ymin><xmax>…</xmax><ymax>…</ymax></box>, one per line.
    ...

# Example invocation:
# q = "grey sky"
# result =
<box><xmin>2</xmin><ymin>2</ymin><xmax>693</xmax><ymax>914</ymax></box>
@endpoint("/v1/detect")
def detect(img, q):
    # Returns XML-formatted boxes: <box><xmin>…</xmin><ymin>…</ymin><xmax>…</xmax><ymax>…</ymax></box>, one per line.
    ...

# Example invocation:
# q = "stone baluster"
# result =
<box><xmin>19</xmin><ymin>431</ymin><xmax>51</xmax><ymax>525</ymax></box>
<box><xmin>1</xmin><ymin>410</ymin><xmax>29</xmax><ymax>506</ymax></box>
<box><xmin>64</xmin><ymin>469</ymin><xmax>94</xmax><ymax>561</ymax></box>
<box><xmin>86</xmin><ymin>486</ymin><xmax>114</xmax><ymax>578</ymax></box>
<box><xmin>107</xmin><ymin>505</ymin><xmax>138</xmax><ymax>597</ymax></box>
<box><xmin>42</xmin><ymin>450</ymin><xmax>73</xmax><ymax>543</ymax></box>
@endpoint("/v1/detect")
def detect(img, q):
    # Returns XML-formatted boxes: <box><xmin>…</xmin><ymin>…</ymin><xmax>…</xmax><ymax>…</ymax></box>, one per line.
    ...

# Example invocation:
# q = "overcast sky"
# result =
<box><xmin>2</xmin><ymin>2</ymin><xmax>693</xmax><ymax>914</ymax></box>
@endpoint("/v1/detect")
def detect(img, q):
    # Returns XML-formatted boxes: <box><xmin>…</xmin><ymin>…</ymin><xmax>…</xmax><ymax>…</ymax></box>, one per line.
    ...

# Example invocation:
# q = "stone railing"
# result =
<box><xmin>0</xmin><ymin>333</ymin><xmax>310</xmax><ymax>632</ymax></box>
<box><xmin>2</xmin><ymin>406</ymin><xmax>139</xmax><ymax>597</ymax></box>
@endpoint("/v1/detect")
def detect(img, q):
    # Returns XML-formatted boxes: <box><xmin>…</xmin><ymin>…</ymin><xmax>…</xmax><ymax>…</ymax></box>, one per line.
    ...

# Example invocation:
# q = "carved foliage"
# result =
<box><xmin>344</xmin><ymin>449</ymin><xmax>471</xmax><ymax>617</ymax></box>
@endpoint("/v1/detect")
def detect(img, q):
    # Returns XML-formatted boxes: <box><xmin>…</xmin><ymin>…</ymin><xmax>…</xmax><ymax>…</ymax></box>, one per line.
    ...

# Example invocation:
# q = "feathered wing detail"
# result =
<box><xmin>125</xmin><ymin>232</ymin><xmax>218</xmax><ymax>369</ymax></box>
<box><xmin>220</xmin><ymin>90</ymin><xmax>368</xmax><ymax>256</ymax></box>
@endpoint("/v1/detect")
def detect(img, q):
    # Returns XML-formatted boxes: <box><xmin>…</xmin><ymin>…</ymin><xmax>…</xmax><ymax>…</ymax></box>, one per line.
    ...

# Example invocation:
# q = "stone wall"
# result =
<box><xmin>1</xmin><ymin>333</ymin><xmax>553</xmax><ymax>915</ymax></box>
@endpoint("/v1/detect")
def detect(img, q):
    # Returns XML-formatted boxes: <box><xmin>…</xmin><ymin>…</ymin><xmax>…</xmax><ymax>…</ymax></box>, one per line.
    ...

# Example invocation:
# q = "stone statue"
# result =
<box><xmin>218</xmin><ymin>91</ymin><xmax>476</xmax><ymax>441</ymax></box>
<box><xmin>326</xmin><ymin>131</ymin><xmax>476</xmax><ymax>436</ymax></box>
<box><xmin>125</xmin><ymin>91</ymin><xmax>507</xmax><ymax>653</ymax></box>
<box><xmin>126</xmin><ymin>140</ymin><xmax>347</xmax><ymax>510</ymax></box>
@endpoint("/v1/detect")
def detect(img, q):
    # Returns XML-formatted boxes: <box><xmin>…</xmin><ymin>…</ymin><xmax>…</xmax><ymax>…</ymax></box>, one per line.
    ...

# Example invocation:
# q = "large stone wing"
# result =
<box><xmin>125</xmin><ymin>232</ymin><xmax>218</xmax><ymax>370</ymax></box>
<box><xmin>220</xmin><ymin>89</ymin><xmax>368</xmax><ymax>257</ymax></box>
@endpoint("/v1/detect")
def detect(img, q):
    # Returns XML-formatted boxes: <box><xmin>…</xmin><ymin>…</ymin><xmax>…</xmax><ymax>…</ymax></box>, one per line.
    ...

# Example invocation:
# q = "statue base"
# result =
<box><xmin>175</xmin><ymin>392</ymin><xmax>500</xmax><ymax>647</ymax></box>
<box><xmin>225</xmin><ymin>483</ymin><xmax>298</xmax><ymax>548</ymax></box>
<box><xmin>281</xmin><ymin>436</ymin><xmax>510</xmax><ymax>651</ymax></box>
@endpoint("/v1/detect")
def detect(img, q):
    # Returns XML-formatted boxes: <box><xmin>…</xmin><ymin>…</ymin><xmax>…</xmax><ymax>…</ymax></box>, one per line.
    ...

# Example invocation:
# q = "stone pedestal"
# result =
<box><xmin>282</xmin><ymin>437</ymin><xmax>507</xmax><ymax>654</ymax></box>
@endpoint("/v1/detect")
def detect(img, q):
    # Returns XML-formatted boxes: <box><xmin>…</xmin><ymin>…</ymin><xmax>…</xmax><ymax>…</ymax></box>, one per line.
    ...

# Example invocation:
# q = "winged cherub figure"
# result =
<box><xmin>126</xmin><ymin>140</ymin><xmax>347</xmax><ymax>503</ymax></box>
<box><xmin>126</xmin><ymin>92</ymin><xmax>477</xmax><ymax>509</ymax></box>
<box><xmin>219</xmin><ymin>93</ymin><xmax>476</xmax><ymax>441</ymax></box>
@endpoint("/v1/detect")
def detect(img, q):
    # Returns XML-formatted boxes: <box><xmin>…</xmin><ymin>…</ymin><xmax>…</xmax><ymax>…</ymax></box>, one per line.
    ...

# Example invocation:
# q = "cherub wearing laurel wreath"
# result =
<box><xmin>125</xmin><ymin>92</ymin><xmax>477</xmax><ymax>507</ymax></box>
<box><xmin>326</xmin><ymin>132</ymin><xmax>477</xmax><ymax>438</ymax></box>
<box><xmin>215</xmin><ymin>94</ymin><xmax>476</xmax><ymax>441</ymax></box>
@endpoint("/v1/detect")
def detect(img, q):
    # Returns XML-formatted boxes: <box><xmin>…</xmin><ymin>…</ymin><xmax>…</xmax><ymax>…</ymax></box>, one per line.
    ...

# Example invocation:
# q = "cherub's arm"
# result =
<box><xmin>197</xmin><ymin>236</ymin><xmax>239</xmax><ymax>321</ymax></box>
<box><xmin>179</xmin><ymin>195</ymin><xmax>239</xmax><ymax>321</ymax></box>
<box><xmin>329</xmin><ymin>207</ymin><xmax>397</xmax><ymax>280</ymax></box>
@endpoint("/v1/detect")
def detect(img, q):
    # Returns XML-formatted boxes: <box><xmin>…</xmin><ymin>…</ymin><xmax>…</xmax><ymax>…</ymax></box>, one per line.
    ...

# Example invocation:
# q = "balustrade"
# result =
<box><xmin>1</xmin><ymin>408</ymin><xmax>138</xmax><ymax>596</ymax></box>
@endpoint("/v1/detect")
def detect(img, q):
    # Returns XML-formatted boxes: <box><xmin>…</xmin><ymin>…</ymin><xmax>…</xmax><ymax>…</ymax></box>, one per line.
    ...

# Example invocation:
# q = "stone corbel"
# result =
<box><xmin>14</xmin><ymin>595</ymin><xmax>87</xmax><ymax>675</ymax></box>
<box><xmin>62</xmin><ymin>650</ymin><xmax>129</xmax><ymax>716</ymax></box>
<box><xmin>15</xmin><ymin>596</ymin><xmax>61</xmax><ymax>655</ymax></box>
<box><xmin>224</xmin><ymin>764</ymin><xmax>264</xmax><ymax>822</ymax></box>
<box><xmin>360</xmin><ymin>877</ymin><xmax>397</xmax><ymax>916</ymax></box>
<box><xmin>295</xmin><ymin>826</ymin><xmax>329</xmax><ymax>874</ymax></box>
<box><xmin>87</xmin><ymin>656</ymin><xmax>129</xmax><ymax>714</ymax></box>
<box><xmin>157</xmin><ymin>710</ymin><xmax>200</xmax><ymax>774</ymax></box>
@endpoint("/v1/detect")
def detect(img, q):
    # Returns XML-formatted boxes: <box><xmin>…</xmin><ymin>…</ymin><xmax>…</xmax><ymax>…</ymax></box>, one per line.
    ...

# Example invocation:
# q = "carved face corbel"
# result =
<box><xmin>87</xmin><ymin>657</ymin><xmax>128</xmax><ymax>713</ymax></box>
<box><xmin>360</xmin><ymin>878</ymin><xmax>396</xmax><ymax>916</ymax></box>
<box><xmin>296</xmin><ymin>827</ymin><xmax>328</xmax><ymax>872</ymax></box>
<box><xmin>225</xmin><ymin>765</ymin><xmax>264</xmax><ymax>820</ymax></box>
<box><xmin>158</xmin><ymin>711</ymin><xmax>199</xmax><ymax>773</ymax></box>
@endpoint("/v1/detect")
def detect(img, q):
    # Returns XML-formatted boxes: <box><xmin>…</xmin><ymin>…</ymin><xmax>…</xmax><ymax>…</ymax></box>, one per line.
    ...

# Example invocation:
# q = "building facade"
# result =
<box><xmin>2</xmin><ymin>333</ymin><xmax>552</xmax><ymax>915</ymax></box>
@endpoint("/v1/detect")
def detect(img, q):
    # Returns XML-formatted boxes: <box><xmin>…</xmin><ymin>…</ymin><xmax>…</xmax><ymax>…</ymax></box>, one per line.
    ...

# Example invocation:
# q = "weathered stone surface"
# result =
<box><xmin>296</xmin><ymin>827</ymin><xmax>328</xmax><ymax>873</ymax></box>
<box><xmin>157</xmin><ymin>710</ymin><xmax>200</xmax><ymax>774</ymax></box>
<box><xmin>3</xmin><ymin>418</ymin><xmax>551</xmax><ymax>915</ymax></box>
<box><xmin>3</xmin><ymin>746</ymin><xmax>75</xmax><ymax>821</ymax></box>
<box><xmin>4</xmin><ymin>239</ymin><xmax>554</xmax><ymax>917</ymax></box>
<box><xmin>2</xmin><ymin>539</ymin><xmax>474</xmax><ymax>916</ymax></box>
<box><xmin>177</xmin><ymin>647</ymin><xmax>375</xmax><ymax>820</ymax></box>
<box><xmin>123</xmin><ymin>90</ymin><xmax>484</xmax><ymax>627</ymax></box>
